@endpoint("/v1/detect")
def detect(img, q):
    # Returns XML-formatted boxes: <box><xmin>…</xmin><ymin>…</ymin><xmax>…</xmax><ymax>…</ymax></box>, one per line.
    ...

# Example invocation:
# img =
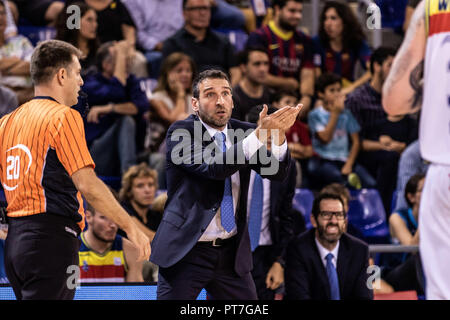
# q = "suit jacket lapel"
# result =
<box><xmin>309</xmin><ymin>229</ymin><xmax>331</xmax><ymax>299</ymax></box>
<box><xmin>337</xmin><ymin>234</ymin><xmax>350</xmax><ymax>297</ymax></box>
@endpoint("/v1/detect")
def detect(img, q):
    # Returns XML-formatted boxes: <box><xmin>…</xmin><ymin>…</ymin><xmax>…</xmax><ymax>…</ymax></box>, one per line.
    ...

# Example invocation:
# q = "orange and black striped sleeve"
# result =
<box><xmin>52</xmin><ymin>108</ymin><xmax>95</xmax><ymax>176</ymax></box>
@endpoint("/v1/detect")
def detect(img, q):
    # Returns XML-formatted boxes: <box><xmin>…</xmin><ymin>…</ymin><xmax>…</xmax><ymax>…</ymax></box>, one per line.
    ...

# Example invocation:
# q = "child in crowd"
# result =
<box><xmin>307</xmin><ymin>73</ymin><xmax>376</xmax><ymax>190</ymax></box>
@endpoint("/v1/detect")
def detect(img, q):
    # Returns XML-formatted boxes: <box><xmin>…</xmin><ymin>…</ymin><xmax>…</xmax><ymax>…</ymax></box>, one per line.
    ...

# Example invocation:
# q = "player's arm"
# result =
<box><xmin>71</xmin><ymin>167</ymin><xmax>150</xmax><ymax>261</ymax></box>
<box><xmin>122</xmin><ymin>237</ymin><xmax>144</xmax><ymax>282</ymax></box>
<box><xmin>382</xmin><ymin>0</ymin><xmax>426</xmax><ymax>116</ymax></box>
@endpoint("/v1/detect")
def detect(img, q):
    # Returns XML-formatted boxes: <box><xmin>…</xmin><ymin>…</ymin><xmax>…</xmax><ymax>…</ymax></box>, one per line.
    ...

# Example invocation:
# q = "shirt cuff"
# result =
<box><xmin>242</xmin><ymin>131</ymin><xmax>288</xmax><ymax>161</ymax></box>
<box><xmin>242</xmin><ymin>131</ymin><xmax>264</xmax><ymax>160</ymax></box>
<box><xmin>271</xmin><ymin>139</ymin><xmax>288</xmax><ymax>161</ymax></box>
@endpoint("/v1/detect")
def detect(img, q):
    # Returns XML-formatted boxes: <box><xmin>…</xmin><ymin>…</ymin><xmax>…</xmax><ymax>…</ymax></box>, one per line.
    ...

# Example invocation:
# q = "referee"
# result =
<box><xmin>0</xmin><ymin>40</ymin><xmax>150</xmax><ymax>300</ymax></box>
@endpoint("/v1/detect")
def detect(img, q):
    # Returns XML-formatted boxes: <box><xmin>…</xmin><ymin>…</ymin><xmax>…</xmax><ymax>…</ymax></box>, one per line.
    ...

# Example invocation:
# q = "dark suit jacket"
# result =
<box><xmin>285</xmin><ymin>228</ymin><xmax>373</xmax><ymax>300</ymax></box>
<box><xmin>256</xmin><ymin>159</ymin><xmax>296</xmax><ymax>267</ymax></box>
<box><xmin>150</xmin><ymin>114</ymin><xmax>290</xmax><ymax>276</ymax></box>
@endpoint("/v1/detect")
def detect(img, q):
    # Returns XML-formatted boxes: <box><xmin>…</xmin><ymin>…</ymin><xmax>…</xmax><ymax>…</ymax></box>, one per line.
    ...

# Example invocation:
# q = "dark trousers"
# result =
<box><xmin>157</xmin><ymin>240</ymin><xmax>258</xmax><ymax>300</ymax></box>
<box><xmin>251</xmin><ymin>245</ymin><xmax>278</xmax><ymax>300</ymax></box>
<box><xmin>4</xmin><ymin>214</ymin><xmax>81</xmax><ymax>300</ymax></box>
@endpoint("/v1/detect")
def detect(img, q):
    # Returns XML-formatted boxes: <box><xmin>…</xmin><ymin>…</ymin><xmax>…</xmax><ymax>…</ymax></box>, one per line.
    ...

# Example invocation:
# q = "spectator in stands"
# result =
<box><xmin>394</xmin><ymin>140</ymin><xmax>429</xmax><ymax>212</ymax></box>
<box><xmin>308</xmin><ymin>73</ymin><xmax>376</xmax><ymax>190</ymax></box>
<box><xmin>271</xmin><ymin>89</ymin><xmax>313</xmax><ymax>188</ymax></box>
<box><xmin>119</xmin><ymin>163</ymin><xmax>161</xmax><ymax>243</ymax></box>
<box><xmin>55</xmin><ymin>2</ymin><xmax>99</xmax><ymax>77</ymax></box>
<box><xmin>78</xmin><ymin>41</ymin><xmax>149</xmax><ymax>176</ymax></box>
<box><xmin>346</xmin><ymin>47</ymin><xmax>403</xmax><ymax>215</ymax></box>
<box><xmin>313</xmin><ymin>1</ymin><xmax>371</xmax><ymax>95</ymax></box>
<box><xmin>66</xmin><ymin>0</ymin><xmax>148</xmax><ymax>78</ymax></box>
<box><xmin>0</xmin><ymin>84</ymin><xmax>18</xmax><ymax>117</ymax></box>
<box><xmin>231</xmin><ymin>47</ymin><xmax>272</xmax><ymax>121</ymax></box>
<box><xmin>0</xmin><ymin>0</ymin><xmax>33</xmax><ymax>104</ymax></box>
<box><xmin>79</xmin><ymin>190</ymin><xmax>144</xmax><ymax>283</ymax></box>
<box><xmin>163</xmin><ymin>0</ymin><xmax>239</xmax><ymax>84</ymax></box>
<box><xmin>9</xmin><ymin>0</ymin><xmax>64</xmax><ymax>26</ymax></box>
<box><xmin>246</xmin><ymin>0</ymin><xmax>315</xmax><ymax>118</ymax></box>
<box><xmin>385</xmin><ymin>173</ymin><xmax>425</xmax><ymax>295</ymax></box>
<box><xmin>245</xmin><ymin>103</ymin><xmax>297</xmax><ymax>300</ymax></box>
<box><xmin>144</xmin><ymin>53</ymin><xmax>195</xmax><ymax>188</ymax></box>
<box><xmin>122</xmin><ymin>0</ymin><xmax>184</xmax><ymax>79</ymax></box>
<box><xmin>285</xmin><ymin>192</ymin><xmax>373</xmax><ymax>300</ymax></box>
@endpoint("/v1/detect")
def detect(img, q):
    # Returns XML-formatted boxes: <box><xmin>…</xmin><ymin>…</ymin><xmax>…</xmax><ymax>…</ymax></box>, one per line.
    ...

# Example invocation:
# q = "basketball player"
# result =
<box><xmin>382</xmin><ymin>0</ymin><xmax>450</xmax><ymax>299</ymax></box>
<box><xmin>0</xmin><ymin>40</ymin><xmax>150</xmax><ymax>300</ymax></box>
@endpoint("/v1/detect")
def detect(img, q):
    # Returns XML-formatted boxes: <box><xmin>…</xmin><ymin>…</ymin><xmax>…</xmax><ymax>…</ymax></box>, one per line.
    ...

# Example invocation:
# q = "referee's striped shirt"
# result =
<box><xmin>0</xmin><ymin>96</ymin><xmax>95</xmax><ymax>231</ymax></box>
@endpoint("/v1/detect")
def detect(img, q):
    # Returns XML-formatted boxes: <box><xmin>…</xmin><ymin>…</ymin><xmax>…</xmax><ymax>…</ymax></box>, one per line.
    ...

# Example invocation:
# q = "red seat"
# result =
<box><xmin>374</xmin><ymin>290</ymin><xmax>418</xmax><ymax>300</ymax></box>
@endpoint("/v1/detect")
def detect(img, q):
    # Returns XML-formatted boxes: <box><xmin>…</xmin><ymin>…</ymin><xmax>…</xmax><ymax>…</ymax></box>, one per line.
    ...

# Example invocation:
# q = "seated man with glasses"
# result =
<box><xmin>162</xmin><ymin>0</ymin><xmax>239</xmax><ymax>85</ymax></box>
<box><xmin>285</xmin><ymin>192</ymin><xmax>373</xmax><ymax>300</ymax></box>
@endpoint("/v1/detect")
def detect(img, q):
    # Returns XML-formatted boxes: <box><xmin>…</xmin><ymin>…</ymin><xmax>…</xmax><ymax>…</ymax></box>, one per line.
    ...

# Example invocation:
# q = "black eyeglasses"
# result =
<box><xmin>319</xmin><ymin>211</ymin><xmax>346</xmax><ymax>220</ymax></box>
<box><xmin>185</xmin><ymin>6</ymin><xmax>211</xmax><ymax>12</ymax></box>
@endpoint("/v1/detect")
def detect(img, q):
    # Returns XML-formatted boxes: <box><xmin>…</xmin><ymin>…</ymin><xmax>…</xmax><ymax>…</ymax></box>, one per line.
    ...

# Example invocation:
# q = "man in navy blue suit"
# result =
<box><xmin>285</xmin><ymin>192</ymin><xmax>373</xmax><ymax>300</ymax></box>
<box><xmin>150</xmin><ymin>69</ymin><xmax>300</xmax><ymax>300</ymax></box>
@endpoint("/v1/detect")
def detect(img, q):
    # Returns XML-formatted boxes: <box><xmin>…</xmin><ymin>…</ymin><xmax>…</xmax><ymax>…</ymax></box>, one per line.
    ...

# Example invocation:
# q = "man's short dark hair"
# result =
<box><xmin>311</xmin><ymin>192</ymin><xmax>345</xmax><ymax>220</ymax></box>
<box><xmin>238</xmin><ymin>46</ymin><xmax>268</xmax><ymax>66</ymax></box>
<box><xmin>30</xmin><ymin>40</ymin><xmax>82</xmax><ymax>85</ymax></box>
<box><xmin>370</xmin><ymin>46</ymin><xmax>397</xmax><ymax>74</ymax></box>
<box><xmin>316</xmin><ymin>72</ymin><xmax>342</xmax><ymax>94</ymax></box>
<box><xmin>192</xmin><ymin>69</ymin><xmax>230</xmax><ymax>99</ymax></box>
<box><xmin>272</xmin><ymin>0</ymin><xmax>303</xmax><ymax>9</ymax></box>
<box><xmin>96</xmin><ymin>41</ymin><xmax>115</xmax><ymax>72</ymax></box>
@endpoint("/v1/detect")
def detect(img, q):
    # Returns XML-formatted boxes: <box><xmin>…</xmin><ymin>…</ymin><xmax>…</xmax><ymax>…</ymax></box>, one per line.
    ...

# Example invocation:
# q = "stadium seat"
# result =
<box><xmin>292</xmin><ymin>188</ymin><xmax>314</xmax><ymax>230</ymax></box>
<box><xmin>348</xmin><ymin>189</ymin><xmax>390</xmax><ymax>244</ymax></box>
<box><xmin>18</xmin><ymin>26</ymin><xmax>56</xmax><ymax>47</ymax></box>
<box><xmin>213</xmin><ymin>28</ymin><xmax>249</xmax><ymax>52</ymax></box>
<box><xmin>390</xmin><ymin>189</ymin><xmax>398</xmax><ymax>213</ymax></box>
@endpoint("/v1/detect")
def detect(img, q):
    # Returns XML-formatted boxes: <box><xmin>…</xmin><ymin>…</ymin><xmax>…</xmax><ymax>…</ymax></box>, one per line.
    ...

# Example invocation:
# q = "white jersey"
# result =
<box><xmin>420</xmin><ymin>0</ymin><xmax>450</xmax><ymax>165</ymax></box>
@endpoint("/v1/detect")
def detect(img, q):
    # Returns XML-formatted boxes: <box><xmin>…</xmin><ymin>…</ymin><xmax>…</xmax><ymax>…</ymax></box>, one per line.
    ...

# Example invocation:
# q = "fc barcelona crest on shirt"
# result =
<box><xmin>295</xmin><ymin>44</ymin><xmax>304</xmax><ymax>53</ymax></box>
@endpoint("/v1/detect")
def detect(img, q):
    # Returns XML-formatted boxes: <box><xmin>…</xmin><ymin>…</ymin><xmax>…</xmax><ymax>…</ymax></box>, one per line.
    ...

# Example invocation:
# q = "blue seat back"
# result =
<box><xmin>292</xmin><ymin>188</ymin><xmax>314</xmax><ymax>229</ymax></box>
<box><xmin>348</xmin><ymin>189</ymin><xmax>390</xmax><ymax>243</ymax></box>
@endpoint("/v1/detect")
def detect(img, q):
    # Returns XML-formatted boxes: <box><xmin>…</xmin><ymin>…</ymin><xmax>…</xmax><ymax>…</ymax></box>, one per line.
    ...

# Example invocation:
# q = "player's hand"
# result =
<box><xmin>126</xmin><ymin>223</ymin><xmax>151</xmax><ymax>262</ymax></box>
<box><xmin>341</xmin><ymin>163</ymin><xmax>353</xmax><ymax>176</ymax></box>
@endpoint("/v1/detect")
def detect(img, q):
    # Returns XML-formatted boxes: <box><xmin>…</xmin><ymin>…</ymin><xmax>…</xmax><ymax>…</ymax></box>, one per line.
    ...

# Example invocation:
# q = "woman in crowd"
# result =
<box><xmin>143</xmin><ymin>52</ymin><xmax>196</xmax><ymax>189</ymax></box>
<box><xmin>55</xmin><ymin>2</ymin><xmax>99</xmax><ymax>76</ymax></box>
<box><xmin>313</xmin><ymin>1</ymin><xmax>372</xmax><ymax>95</ymax></box>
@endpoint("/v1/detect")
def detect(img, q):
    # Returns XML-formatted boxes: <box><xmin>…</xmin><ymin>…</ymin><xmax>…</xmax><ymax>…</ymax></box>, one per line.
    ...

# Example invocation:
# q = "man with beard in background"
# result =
<box><xmin>246</xmin><ymin>0</ymin><xmax>314</xmax><ymax>118</ymax></box>
<box><xmin>285</xmin><ymin>193</ymin><xmax>372</xmax><ymax>300</ymax></box>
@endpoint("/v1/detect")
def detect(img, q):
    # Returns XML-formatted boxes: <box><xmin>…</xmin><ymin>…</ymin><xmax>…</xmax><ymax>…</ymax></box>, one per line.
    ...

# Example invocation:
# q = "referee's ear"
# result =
<box><xmin>56</xmin><ymin>67</ymin><xmax>67</xmax><ymax>86</ymax></box>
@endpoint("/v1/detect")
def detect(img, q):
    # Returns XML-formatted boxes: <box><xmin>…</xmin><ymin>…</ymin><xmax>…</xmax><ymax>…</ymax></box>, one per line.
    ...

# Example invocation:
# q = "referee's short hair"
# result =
<box><xmin>30</xmin><ymin>39</ymin><xmax>82</xmax><ymax>85</ymax></box>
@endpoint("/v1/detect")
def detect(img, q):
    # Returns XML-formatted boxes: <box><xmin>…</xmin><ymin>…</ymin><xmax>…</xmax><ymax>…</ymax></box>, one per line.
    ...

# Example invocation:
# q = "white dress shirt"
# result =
<box><xmin>315</xmin><ymin>237</ymin><xmax>340</xmax><ymax>269</ymax></box>
<box><xmin>198</xmin><ymin>118</ymin><xmax>287</xmax><ymax>241</ymax></box>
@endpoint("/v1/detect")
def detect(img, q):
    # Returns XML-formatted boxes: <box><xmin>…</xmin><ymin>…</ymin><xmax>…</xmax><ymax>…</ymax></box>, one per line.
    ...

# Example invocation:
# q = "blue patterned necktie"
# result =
<box><xmin>215</xmin><ymin>132</ymin><xmax>235</xmax><ymax>232</ymax></box>
<box><xmin>325</xmin><ymin>253</ymin><xmax>340</xmax><ymax>300</ymax></box>
<box><xmin>248</xmin><ymin>173</ymin><xmax>263</xmax><ymax>251</ymax></box>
